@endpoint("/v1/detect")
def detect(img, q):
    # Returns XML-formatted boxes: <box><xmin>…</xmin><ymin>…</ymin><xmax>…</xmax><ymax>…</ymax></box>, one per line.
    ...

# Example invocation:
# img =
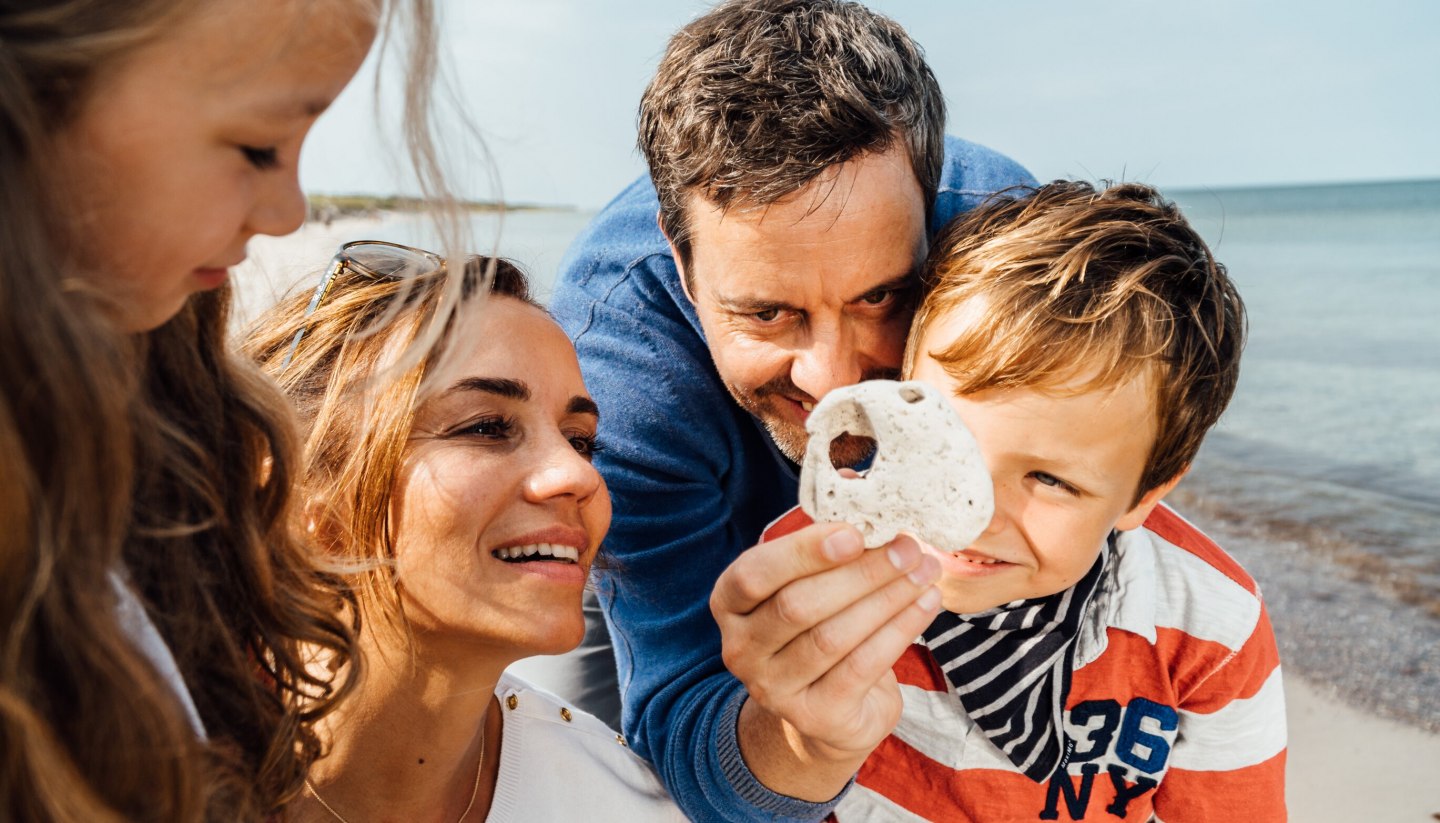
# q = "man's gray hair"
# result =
<box><xmin>639</xmin><ymin>0</ymin><xmax>946</xmax><ymax>270</ymax></box>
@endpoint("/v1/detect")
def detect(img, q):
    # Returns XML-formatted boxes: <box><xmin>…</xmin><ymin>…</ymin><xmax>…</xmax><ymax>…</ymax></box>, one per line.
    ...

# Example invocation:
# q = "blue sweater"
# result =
<box><xmin>550</xmin><ymin>136</ymin><xmax>1035</xmax><ymax>821</ymax></box>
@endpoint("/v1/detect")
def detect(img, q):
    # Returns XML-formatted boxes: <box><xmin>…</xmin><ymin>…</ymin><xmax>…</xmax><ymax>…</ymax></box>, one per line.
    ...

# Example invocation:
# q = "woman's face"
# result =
<box><xmin>391</xmin><ymin>297</ymin><xmax>611</xmax><ymax>658</ymax></box>
<box><xmin>50</xmin><ymin>0</ymin><xmax>377</xmax><ymax>331</ymax></box>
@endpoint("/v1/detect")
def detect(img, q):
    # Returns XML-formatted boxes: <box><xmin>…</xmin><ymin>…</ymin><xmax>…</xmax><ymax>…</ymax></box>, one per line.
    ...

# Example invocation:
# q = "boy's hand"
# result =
<box><xmin>709</xmin><ymin>522</ymin><xmax>944</xmax><ymax>802</ymax></box>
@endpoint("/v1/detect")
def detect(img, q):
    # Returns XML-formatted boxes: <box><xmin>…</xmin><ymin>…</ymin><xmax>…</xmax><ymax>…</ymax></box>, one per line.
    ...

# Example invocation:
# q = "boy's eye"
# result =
<box><xmin>1031</xmin><ymin>471</ymin><xmax>1079</xmax><ymax>495</ymax></box>
<box><xmin>240</xmin><ymin>145</ymin><xmax>279</xmax><ymax>170</ymax></box>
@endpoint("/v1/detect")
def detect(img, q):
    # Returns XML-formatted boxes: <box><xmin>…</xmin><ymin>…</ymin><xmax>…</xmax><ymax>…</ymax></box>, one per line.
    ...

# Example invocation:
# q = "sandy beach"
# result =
<box><xmin>237</xmin><ymin>216</ymin><xmax>1440</xmax><ymax>823</ymax></box>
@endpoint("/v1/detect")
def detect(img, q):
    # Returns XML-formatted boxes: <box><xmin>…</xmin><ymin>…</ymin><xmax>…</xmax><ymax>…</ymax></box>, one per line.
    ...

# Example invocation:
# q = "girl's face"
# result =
<box><xmin>391</xmin><ymin>297</ymin><xmax>612</xmax><ymax>659</ymax></box>
<box><xmin>51</xmin><ymin>0</ymin><xmax>377</xmax><ymax>331</ymax></box>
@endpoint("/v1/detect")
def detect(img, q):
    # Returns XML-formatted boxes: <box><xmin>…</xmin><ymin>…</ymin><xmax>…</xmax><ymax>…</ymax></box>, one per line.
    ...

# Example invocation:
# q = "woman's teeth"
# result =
<box><xmin>492</xmin><ymin>543</ymin><xmax>580</xmax><ymax>564</ymax></box>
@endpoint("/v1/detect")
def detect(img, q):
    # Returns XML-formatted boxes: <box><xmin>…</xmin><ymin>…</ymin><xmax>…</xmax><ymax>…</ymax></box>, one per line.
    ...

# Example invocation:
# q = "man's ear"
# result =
<box><xmin>1114</xmin><ymin>465</ymin><xmax>1189</xmax><ymax>532</ymax></box>
<box><xmin>658</xmin><ymin>209</ymin><xmax>696</xmax><ymax>305</ymax></box>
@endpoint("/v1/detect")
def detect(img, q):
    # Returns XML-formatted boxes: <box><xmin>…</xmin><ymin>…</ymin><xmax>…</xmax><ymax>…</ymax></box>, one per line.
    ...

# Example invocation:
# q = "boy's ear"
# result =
<box><xmin>1114</xmin><ymin>465</ymin><xmax>1190</xmax><ymax>532</ymax></box>
<box><xmin>658</xmin><ymin>209</ymin><xmax>696</xmax><ymax>305</ymax></box>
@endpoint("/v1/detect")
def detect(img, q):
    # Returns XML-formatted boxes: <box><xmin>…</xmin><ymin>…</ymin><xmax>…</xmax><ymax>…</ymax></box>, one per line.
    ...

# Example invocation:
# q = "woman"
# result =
<box><xmin>247</xmin><ymin>247</ymin><xmax>686</xmax><ymax>821</ymax></box>
<box><xmin>0</xmin><ymin>1</ymin><xmax>457</xmax><ymax>819</ymax></box>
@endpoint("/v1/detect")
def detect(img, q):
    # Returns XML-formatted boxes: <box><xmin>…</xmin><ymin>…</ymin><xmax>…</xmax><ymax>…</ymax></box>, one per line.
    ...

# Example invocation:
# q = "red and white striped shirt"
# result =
<box><xmin>764</xmin><ymin>504</ymin><xmax>1287</xmax><ymax>822</ymax></box>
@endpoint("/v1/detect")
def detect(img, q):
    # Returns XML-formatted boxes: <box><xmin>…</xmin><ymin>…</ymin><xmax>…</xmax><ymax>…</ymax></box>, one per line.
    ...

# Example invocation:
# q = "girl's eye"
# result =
<box><xmin>569</xmin><ymin>434</ymin><xmax>605</xmax><ymax>461</ymax></box>
<box><xmin>240</xmin><ymin>145</ymin><xmax>279</xmax><ymax>170</ymax></box>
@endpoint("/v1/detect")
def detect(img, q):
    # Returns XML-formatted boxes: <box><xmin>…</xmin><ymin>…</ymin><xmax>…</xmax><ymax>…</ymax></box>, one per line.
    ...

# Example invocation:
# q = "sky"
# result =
<box><xmin>300</xmin><ymin>0</ymin><xmax>1440</xmax><ymax>210</ymax></box>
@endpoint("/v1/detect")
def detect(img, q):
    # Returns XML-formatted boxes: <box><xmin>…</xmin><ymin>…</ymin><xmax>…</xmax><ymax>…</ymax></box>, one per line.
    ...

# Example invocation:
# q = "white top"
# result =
<box><xmin>109</xmin><ymin>569</ymin><xmax>207</xmax><ymax>738</ymax></box>
<box><xmin>487</xmin><ymin>671</ymin><xmax>686</xmax><ymax>822</ymax></box>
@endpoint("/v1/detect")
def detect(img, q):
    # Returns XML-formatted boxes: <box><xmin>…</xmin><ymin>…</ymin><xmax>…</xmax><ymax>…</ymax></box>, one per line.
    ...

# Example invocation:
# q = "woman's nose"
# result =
<box><xmin>524</xmin><ymin>439</ymin><xmax>603</xmax><ymax>505</ymax></box>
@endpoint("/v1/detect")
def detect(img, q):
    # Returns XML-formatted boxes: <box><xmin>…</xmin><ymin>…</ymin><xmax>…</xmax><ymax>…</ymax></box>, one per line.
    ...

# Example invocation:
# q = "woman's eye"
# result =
<box><xmin>569</xmin><ymin>434</ymin><xmax>605</xmax><ymax>460</ymax></box>
<box><xmin>458</xmin><ymin>416</ymin><xmax>513</xmax><ymax>440</ymax></box>
<box><xmin>240</xmin><ymin>145</ymin><xmax>279</xmax><ymax>170</ymax></box>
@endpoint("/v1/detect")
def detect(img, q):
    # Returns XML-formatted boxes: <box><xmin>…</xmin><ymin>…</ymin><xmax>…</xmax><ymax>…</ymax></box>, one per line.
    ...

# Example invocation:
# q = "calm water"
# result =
<box><xmin>277</xmin><ymin>180</ymin><xmax>1440</xmax><ymax>611</ymax></box>
<box><xmin>1165</xmin><ymin>180</ymin><xmax>1440</xmax><ymax>612</ymax></box>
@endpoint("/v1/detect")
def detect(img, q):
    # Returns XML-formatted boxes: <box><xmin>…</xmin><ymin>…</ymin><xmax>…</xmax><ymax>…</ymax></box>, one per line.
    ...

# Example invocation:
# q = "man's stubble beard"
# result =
<box><xmin>724</xmin><ymin>369</ymin><xmax>896</xmax><ymax>467</ymax></box>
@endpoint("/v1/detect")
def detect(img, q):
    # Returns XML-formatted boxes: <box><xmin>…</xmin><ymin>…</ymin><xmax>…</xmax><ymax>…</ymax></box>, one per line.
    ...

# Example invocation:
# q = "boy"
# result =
<box><xmin>765</xmin><ymin>181</ymin><xmax>1285</xmax><ymax>821</ymax></box>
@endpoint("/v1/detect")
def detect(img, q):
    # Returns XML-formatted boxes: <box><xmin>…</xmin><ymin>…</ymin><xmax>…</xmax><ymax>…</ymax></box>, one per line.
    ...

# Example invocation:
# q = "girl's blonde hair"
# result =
<box><xmin>0</xmin><ymin>1</ymin><xmax>457</xmax><ymax>819</ymax></box>
<box><xmin>246</xmin><ymin>256</ymin><xmax>535</xmax><ymax>652</ymax></box>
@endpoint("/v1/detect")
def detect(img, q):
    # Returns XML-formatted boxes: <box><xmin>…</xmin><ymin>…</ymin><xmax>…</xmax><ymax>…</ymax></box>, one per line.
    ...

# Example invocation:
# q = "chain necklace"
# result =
<box><xmin>305</xmin><ymin>722</ymin><xmax>486</xmax><ymax>823</ymax></box>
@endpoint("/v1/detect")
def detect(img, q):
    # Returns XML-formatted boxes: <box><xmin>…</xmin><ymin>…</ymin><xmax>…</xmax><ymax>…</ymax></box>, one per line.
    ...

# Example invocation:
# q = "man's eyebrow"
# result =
<box><xmin>567</xmin><ymin>396</ymin><xmax>600</xmax><ymax>417</ymax></box>
<box><xmin>448</xmin><ymin>377</ymin><xmax>529</xmax><ymax>401</ymax></box>
<box><xmin>715</xmin><ymin>294</ymin><xmax>802</xmax><ymax>314</ymax></box>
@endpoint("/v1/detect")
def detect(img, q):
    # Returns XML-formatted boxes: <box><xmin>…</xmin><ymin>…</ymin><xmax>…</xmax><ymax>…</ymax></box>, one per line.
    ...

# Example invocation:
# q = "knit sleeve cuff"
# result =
<box><xmin>715</xmin><ymin>686</ymin><xmax>854</xmax><ymax>820</ymax></box>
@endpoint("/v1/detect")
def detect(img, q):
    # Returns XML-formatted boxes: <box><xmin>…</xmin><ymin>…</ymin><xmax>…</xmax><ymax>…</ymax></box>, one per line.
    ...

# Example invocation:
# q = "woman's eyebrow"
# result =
<box><xmin>449</xmin><ymin>376</ymin><xmax>529</xmax><ymax>401</ymax></box>
<box><xmin>568</xmin><ymin>396</ymin><xmax>599</xmax><ymax>417</ymax></box>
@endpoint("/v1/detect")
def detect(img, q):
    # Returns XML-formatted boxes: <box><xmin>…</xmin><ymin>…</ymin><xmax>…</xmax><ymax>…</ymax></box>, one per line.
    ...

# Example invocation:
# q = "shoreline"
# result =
<box><xmin>236</xmin><ymin>215</ymin><xmax>1440</xmax><ymax>822</ymax></box>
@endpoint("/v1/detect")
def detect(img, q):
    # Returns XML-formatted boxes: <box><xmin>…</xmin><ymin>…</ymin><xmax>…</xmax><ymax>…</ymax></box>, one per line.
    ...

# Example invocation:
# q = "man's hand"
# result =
<box><xmin>710</xmin><ymin>522</ymin><xmax>943</xmax><ymax>802</ymax></box>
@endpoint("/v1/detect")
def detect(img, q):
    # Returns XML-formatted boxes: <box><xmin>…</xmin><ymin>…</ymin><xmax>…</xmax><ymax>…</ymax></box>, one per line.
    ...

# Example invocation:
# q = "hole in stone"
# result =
<box><xmin>828</xmin><ymin>430</ymin><xmax>877</xmax><ymax>470</ymax></box>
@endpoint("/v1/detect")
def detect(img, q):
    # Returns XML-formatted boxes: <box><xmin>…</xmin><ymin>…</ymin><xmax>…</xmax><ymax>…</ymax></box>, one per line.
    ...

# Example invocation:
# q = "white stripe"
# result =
<box><xmin>965</xmin><ymin>642</ymin><xmax>1067</xmax><ymax>717</ymax></box>
<box><xmin>951</xmin><ymin>626</ymin><xmax>1059</xmax><ymax>694</ymax></box>
<box><xmin>927</xmin><ymin>620</ymin><xmax>970</xmax><ymax>648</ymax></box>
<box><xmin>1169</xmin><ymin>666</ymin><xmax>1287</xmax><ymax>771</ymax></box>
<box><xmin>939</xmin><ymin>628</ymin><xmax>1006</xmax><ymax>671</ymax></box>
<box><xmin>894</xmin><ymin>684</ymin><xmax>1025</xmax><ymax>772</ymax></box>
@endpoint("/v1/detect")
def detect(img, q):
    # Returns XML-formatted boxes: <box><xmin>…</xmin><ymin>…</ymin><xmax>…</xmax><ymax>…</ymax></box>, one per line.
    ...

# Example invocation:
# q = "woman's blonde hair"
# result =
<box><xmin>0</xmin><ymin>1</ymin><xmax>457</xmax><ymax>819</ymax></box>
<box><xmin>245</xmin><ymin>255</ymin><xmax>535</xmax><ymax>652</ymax></box>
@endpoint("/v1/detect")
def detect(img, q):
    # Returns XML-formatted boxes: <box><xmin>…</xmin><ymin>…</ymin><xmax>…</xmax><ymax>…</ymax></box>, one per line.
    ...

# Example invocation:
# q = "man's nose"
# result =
<box><xmin>789</xmin><ymin>326</ymin><xmax>863</xmax><ymax>400</ymax></box>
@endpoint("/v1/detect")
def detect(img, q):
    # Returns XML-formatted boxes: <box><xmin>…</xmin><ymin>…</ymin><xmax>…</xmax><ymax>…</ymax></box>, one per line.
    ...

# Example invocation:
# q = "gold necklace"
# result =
<box><xmin>305</xmin><ymin>721</ymin><xmax>486</xmax><ymax>823</ymax></box>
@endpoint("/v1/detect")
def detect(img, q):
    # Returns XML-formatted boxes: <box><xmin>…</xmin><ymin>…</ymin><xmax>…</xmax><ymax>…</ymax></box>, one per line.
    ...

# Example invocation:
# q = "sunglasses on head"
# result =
<box><xmin>281</xmin><ymin>240</ymin><xmax>445</xmax><ymax>368</ymax></box>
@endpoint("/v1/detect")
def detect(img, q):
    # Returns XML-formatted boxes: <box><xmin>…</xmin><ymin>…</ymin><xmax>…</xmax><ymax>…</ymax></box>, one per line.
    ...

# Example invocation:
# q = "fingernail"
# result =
<box><xmin>887</xmin><ymin>540</ymin><xmax>918</xmax><ymax>571</ymax></box>
<box><xmin>907</xmin><ymin>554</ymin><xmax>940</xmax><ymax>586</ymax></box>
<box><xmin>823</xmin><ymin>528</ymin><xmax>862</xmax><ymax>560</ymax></box>
<box><xmin>918</xmin><ymin>587</ymin><xmax>943</xmax><ymax>612</ymax></box>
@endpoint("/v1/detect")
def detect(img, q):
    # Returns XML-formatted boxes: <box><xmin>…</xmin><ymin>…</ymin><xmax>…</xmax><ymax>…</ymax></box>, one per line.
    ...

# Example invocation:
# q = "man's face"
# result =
<box><xmin>675</xmin><ymin>147</ymin><xmax>928</xmax><ymax>464</ymax></box>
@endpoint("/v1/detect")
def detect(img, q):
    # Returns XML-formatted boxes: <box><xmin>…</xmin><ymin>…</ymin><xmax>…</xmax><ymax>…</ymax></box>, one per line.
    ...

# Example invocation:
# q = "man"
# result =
<box><xmin>546</xmin><ymin>1</ymin><xmax>1034</xmax><ymax>818</ymax></box>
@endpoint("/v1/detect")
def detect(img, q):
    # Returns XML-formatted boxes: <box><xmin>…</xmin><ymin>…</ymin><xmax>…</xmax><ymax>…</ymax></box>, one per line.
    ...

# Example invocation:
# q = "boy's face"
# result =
<box><xmin>909</xmin><ymin>307</ymin><xmax>1180</xmax><ymax>614</ymax></box>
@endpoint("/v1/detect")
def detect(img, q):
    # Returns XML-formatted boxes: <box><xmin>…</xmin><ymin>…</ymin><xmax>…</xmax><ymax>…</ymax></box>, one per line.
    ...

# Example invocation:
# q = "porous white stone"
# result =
<box><xmin>799</xmin><ymin>380</ymin><xmax>994</xmax><ymax>552</ymax></box>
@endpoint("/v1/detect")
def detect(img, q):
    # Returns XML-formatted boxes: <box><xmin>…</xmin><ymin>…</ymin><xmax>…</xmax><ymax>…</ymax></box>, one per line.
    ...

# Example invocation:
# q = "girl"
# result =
<box><xmin>1</xmin><ymin>1</ymin><xmax>453</xmax><ymax>818</ymax></box>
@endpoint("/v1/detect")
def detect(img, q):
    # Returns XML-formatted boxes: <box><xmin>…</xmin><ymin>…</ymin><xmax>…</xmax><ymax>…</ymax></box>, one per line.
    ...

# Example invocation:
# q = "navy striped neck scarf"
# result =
<box><xmin>921</xmin><ymin>537</ymin><xmax>1113</xmax><ymax>782</ymax></box>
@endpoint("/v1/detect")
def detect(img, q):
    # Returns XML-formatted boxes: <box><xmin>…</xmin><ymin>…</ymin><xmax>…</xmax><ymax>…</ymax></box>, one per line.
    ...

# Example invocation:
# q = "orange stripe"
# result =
<box><xmin>762</xmin><ymin>506</ymin><xmax>812</xmax><ymax>542</ymax></box>
<box><xmin>1154</xmin><ymin>750</ymin><xmax>1287</xmax><ymax>822</ymax></box>
<box><xmin>894</xmin><ymin>645</ymin><xmax>947</xmax><ymax>691</ymax></box>
<box><xmin>857</xmin><ymin>734</ymin><xmax>1162</xmax><ymax>821</ymax></box>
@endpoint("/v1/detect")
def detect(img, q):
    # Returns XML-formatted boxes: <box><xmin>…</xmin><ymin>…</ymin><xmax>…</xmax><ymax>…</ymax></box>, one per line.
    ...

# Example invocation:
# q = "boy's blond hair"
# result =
<box><xmin>903</xmin><ymin>180</ymin><xmax>1246</xmax><ymax>499</ymax></box>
